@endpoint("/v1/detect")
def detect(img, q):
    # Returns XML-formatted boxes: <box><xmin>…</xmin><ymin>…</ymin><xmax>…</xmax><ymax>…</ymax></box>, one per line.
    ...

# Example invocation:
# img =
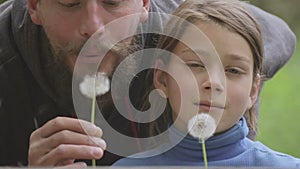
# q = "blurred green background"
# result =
<box><xmin>1</xmin><ymin>0</ymin><xmax>299</xmax><ymax>158</ymax></box>
<box><xmin>250</xmin><ymin>0</ymin><xmax>300</xmax><ymax>158</ymax></box>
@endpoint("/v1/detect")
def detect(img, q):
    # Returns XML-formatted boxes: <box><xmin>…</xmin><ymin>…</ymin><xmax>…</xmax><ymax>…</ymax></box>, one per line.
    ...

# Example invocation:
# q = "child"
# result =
<box><xmin>114</xmin><ymin>0</ymin><xmax>300</xmax><ymax>167</ymax></box>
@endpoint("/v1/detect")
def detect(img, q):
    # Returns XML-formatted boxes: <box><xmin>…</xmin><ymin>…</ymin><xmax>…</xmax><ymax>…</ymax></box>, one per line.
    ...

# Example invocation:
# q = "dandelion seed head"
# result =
<box><xmin>79</xmin><ymin>72</ymin><xmax>110</xmax><ymax>99</ymax></box>
<box><xmin>187</xmin><ymin>113</ymin><xmax>216</xmax><ymax>140</ymax></box>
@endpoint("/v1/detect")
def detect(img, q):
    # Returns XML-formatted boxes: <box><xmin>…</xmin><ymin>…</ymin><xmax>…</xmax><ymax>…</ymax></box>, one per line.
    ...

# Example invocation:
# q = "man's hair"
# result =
<box><xmin>143</xmin><ymin>0</ymin><xmax>263</xmax><ymax>138</ymax></box>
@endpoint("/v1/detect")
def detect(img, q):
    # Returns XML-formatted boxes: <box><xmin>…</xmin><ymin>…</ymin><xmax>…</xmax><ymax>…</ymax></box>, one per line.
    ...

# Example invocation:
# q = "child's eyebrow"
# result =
<box><xmin>180</xmin><ymin>48</ymin><xmax>212</xmax><ymax>57</ymax></box>
<box><xmin>226</xmin><ymin>54</ymin><xmax>251</xmax><ymax>63</ymax></box>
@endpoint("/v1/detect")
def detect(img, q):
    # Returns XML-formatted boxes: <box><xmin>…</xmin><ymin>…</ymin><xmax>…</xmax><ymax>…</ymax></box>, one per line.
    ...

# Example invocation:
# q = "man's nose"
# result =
<box><xmin>79</xmin><ymin>2</ymin><xmax>105</xmax><ymax>38</ymax></box>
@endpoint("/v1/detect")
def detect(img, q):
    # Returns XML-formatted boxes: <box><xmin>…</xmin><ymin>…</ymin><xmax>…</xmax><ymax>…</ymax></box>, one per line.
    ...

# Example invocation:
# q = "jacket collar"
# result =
<box><xmin>168</xmin><ymin>118</ymin><xmax>250</xmax><ymax>162</ymax></box>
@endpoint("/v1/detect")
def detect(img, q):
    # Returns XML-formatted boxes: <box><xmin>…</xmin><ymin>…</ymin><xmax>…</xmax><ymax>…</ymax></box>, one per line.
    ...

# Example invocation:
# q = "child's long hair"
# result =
<box><xmin>141</xmin><ymin>0</ymin><xmax>264</xmax><ymax>139</ymax></box>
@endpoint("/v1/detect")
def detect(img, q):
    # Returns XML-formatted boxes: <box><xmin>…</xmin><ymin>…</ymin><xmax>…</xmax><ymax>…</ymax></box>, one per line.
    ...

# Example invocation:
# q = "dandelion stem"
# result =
<box><xmin>91</xmin><ymin>92</ymin><xmax>96</xmax><ymax>124</ymax></box>
<box><xmin>202</xmin><ymin>138</ymin><xmax>208</xmax><ymax>169</ymax></box>
<box><xmin>91</xmin><ymin>84</ymin><xmax>96</xmax><ymax>167</ymax></box>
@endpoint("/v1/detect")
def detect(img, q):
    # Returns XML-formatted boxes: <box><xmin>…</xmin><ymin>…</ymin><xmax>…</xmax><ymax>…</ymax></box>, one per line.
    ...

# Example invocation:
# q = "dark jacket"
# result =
<box><xmin>0</xmin><ymin>0</ymin><xmax>296</xmax><ymax>166</ymax></box>
<box><xmin>0</xmin><ymin>0</ymin><xmax>185</xmax><ymax>166</ymax></box>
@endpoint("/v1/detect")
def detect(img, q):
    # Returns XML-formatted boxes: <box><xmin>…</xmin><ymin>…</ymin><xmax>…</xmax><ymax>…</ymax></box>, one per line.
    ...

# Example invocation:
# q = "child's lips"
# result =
<box><xmin>194</xmin><ymin>101</ymin><xmax>225</xmax><ymax>112</ymax></box>
<box><xmin>200</xmin><ymin>105</ymin><xmax>222</xmax><ymax>112</ymax></box>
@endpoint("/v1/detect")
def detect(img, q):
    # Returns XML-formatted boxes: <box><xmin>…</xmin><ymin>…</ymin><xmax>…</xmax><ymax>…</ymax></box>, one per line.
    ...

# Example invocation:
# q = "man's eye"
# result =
<box><xmin>103</xmin><ymin>0</ymin><xmax>121</xmax><ymax>6</ymax></box>
<box><xmin>186</xmin><ymin>63</ymin><xmax>205</xmax><ymax>68</ymax></box>
<box><xmin>59</xmin><ymin>2</ymin><xmax>80</xmax><ymax>8</ymax></box>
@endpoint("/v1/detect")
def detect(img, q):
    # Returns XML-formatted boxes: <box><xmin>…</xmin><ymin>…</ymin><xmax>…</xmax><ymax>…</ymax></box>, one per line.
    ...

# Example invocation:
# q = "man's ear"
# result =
<box><xmin>153</xmin><ymin>59</ymin><xmax>168</xmax><ymax>98</ymax></box>
<box><xmin>27</xmin><ymin>0</ymin><xmax>42</xmax><ymax>25</ymax></box>
<box><xmin>248</xmin><ymin>74</ymin><xmax>261</xmax><ymax>109</ymax></box>
<box><xmin>140</xmin><ymin>0</ymin><xmax>150</xmax><ymax>22</ymax></box>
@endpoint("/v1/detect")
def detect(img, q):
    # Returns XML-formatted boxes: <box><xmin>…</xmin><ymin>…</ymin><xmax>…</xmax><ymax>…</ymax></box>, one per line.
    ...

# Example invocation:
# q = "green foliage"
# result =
<box><xmin>250</xmin><ymin>0</ymin><xmax>300</xmax><ymax>35</ymax></box>
<box><xmin>249</xmin><ymin>0</ymin><xmax>300</xmax><ymax>158</ymax></box>
<box><xmin>257</xmin><ymin>43</ymin><xmax>300</xmax><ymax>158</ymax></box>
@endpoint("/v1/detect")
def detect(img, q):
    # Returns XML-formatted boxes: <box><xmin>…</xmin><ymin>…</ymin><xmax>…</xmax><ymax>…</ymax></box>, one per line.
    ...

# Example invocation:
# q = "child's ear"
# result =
<box><xmin>153</xmin><ymin>59</ymin><xmax>168</xmax><ymax>98</ymax></box>
<box><xmin>140</xmin><ymin>0</ymin><xmax>150</xmax><ymax>22</ymax></box>
<box><xmin>27</xmin><ymin>0</ymin><xmax>42</xmax><ymax>25</ymax></box>
<box><xmin>248</xmin><ymin>74</ymin><xmax>261</xmax><ymax>109</ymax></box>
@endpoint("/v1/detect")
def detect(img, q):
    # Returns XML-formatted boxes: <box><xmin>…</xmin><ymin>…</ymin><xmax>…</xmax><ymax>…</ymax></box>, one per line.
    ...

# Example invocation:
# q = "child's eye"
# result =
<box><xmin>226</xmin><ymin>68</ymin><xmax>243</xmax><ymax>75</ymax></box>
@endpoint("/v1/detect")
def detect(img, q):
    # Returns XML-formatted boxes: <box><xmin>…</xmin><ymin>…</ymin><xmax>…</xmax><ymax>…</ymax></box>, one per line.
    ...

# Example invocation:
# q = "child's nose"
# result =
<box><xmin>201</xmin><ymin>75</ymin><xmax>225</xmax><ymax>93</ymax></box>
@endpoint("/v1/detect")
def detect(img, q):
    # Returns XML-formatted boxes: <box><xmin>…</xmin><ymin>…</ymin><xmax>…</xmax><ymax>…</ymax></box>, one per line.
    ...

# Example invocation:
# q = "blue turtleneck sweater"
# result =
<box><xmin>113</xmin><ymin>118</ymin><xmax>300</xmax><ymax>167</ymax></box>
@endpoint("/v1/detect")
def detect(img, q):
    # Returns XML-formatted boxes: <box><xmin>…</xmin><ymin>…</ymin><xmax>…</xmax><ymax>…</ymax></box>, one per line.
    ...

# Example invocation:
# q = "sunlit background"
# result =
<box><xmin>1</xmin><ymin>0</ymin><xmax>299</xmax><ymax>158</ymax></box>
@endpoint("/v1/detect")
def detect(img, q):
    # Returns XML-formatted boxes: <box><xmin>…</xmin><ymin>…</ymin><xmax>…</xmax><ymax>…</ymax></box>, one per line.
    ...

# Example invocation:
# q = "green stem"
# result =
<box><xmin>91</xmin><ymin>92</ymin><xmax>96</xmax><ymax>124</ymax></box>
<box><xmin>91</xmin><ymin>86</ymin><xmax>96</xmax><ymax>167</ymax></box>
<box><xmin>202</xmin><ymin>138</ymin><xmax>208</xmax><ymax>169</ymax></box>
<box><xmin>91</xmin><ymin>159</ymin><xmax>96</xmax><ymax>167</ymax></box>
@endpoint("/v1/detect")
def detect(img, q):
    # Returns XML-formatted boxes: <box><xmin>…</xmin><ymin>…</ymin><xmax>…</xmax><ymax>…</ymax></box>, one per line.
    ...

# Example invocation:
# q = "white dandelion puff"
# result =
<box><xmin>187</xmin><ymin>113</ymin><xmax>216</xmax><ymax>140</ymax></box>
<box><xmin>79</xmin><ymin>72</ymin><xmax>110</xmax><ymax>99</ymax></box>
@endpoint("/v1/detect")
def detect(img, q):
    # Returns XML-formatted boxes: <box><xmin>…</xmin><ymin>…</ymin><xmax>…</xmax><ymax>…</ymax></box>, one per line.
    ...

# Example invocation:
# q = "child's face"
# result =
<box><xmin>154</xmin><ymin>22</ymin><xmax>260</xmax><ymax>134</ymax></box>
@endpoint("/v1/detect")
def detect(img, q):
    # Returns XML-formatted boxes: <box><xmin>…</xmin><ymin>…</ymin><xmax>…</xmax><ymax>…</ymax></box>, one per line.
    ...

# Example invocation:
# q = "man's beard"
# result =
<box><xmin>46</xmin><ymin>35</ymin><xmax>143</xmax><ymax>115</ymax></box>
